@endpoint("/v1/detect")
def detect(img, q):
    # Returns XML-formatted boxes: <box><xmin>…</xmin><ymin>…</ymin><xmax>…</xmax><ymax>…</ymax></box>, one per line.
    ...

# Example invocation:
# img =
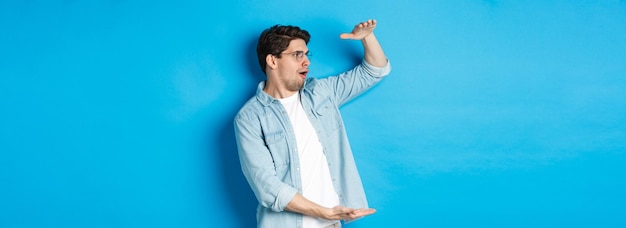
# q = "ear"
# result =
<box><xmin>266</xmin><ymin>54</ymin><xmax>278</xmax><ymax>70</ymax></box>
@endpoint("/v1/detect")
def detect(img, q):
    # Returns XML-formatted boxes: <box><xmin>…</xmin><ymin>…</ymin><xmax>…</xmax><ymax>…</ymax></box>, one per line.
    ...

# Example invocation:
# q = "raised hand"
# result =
<box><xmin>340</xmin><ymin>19</ymin><xmax>377</xmax><ymax>40</ymax></box>
<box><xmin>322</xmin><ymin>205</ymin><xmax>377</xmax><ymax>221</ymax></box>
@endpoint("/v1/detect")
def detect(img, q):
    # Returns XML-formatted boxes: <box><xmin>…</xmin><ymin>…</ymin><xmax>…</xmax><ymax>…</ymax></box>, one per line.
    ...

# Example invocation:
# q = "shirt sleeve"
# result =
<box><xmin>234</xmin><ymin>116</ymin><xmax>298</xmax><ymax>212</ymax></box>
<box><xmin>363</xmin><ymin>58</ymin><xmax>391</xmax><ymax>78</ymax></box>
<box><xmin>320</xmin><ymin>59</ymin><xmax>391</xmax><ymax>106</ymax></box>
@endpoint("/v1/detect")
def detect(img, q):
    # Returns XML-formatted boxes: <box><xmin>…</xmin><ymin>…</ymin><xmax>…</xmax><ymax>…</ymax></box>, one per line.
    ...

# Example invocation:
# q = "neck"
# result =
<box><xmin>263</xmin><ymin>79</ymin><xmax>298</xmax><ymax>99</ymax></box>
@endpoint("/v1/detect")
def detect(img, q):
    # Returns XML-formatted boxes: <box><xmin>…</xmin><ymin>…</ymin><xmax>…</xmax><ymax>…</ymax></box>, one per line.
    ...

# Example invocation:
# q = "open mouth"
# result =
<box><xmin>299</xmin><ymin>70</ymin><xmax>308</xmax><ymax>78</ymax></box>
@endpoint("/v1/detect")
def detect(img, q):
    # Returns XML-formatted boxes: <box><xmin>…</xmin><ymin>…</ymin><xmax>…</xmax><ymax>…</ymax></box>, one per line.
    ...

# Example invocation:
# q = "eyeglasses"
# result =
<box><xmin>280</xmin><ymin>50</ymin><xmax>311</xmax><ymax>62</ymax></box>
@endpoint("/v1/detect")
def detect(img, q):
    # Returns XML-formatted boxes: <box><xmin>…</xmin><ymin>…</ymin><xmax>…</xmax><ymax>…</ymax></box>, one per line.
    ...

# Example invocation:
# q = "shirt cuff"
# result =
<box><xmin>362</xmin><ymin>59</ymin><xmax>391</xmax><ymax>77</ymax></box>
<box><xmin>273</xmin><ymin>184</ymin><xmax>298</xmax><ymax>212</ymax></box>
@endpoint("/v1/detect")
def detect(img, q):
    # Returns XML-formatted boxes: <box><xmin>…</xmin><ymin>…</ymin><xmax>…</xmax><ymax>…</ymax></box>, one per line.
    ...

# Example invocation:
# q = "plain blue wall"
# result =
<box><xmin>1</xmin><ymin>1</ymin><xmax>625</xmax><ymax>227</ymax></box>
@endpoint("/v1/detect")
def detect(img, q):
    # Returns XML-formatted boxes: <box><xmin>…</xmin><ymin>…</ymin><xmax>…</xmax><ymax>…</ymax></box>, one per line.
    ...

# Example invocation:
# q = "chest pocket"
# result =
<box><xmin>263</xmin><ymin>130</ymin><xmax>289</xmax><ymax>168</ymax></box>
<box><xmin>314</xmin><ymin>97</ymin><xmax>343</xmax><ymax>135</ymax></box>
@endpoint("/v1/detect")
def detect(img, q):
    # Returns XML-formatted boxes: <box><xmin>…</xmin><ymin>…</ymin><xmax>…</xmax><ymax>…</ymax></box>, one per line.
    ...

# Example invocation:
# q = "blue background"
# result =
<box><xmin>1</xmin><ymin>1</ymin><xmax>625</xmax><ymax>227</ymax></box>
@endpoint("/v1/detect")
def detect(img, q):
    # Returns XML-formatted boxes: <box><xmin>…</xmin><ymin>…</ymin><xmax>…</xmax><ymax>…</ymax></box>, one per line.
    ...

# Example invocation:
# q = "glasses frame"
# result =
<box><xmin>280</xmin><ymin>50</ymin><xmax>312</xmax><ymax>62</ymax></box>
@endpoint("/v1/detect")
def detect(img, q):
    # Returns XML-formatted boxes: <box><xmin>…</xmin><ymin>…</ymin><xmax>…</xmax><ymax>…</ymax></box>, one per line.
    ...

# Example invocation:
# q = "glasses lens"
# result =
<box><xmin>295</xmin><ymin>51</ymin><xmax>304</xmax><ymax>61</ymax></box>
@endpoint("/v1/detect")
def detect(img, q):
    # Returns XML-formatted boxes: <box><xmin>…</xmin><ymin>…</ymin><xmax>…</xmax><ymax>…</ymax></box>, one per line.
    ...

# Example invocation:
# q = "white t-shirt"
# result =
<box><xmin>279</xmin><ymin>92</ymin><xmax>340</xmax><ymax>228</ymax></box>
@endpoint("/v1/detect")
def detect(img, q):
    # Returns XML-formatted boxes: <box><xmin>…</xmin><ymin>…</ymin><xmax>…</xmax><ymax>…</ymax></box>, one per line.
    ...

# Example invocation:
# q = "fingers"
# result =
<box><xmin>329</xmin><ymin>206</ymin><xmax>376</xmax><ymax>220</ymax></box>
<box><xmin>351</xmin><ymin>208</ymin><xmax>376</xmax><ymax>217</ymax></box>
<box><xmin>353</xmin><ymin>19</ymin><xmax>376</xmax><ymax>34</ymax></box>
<box><xmin>356</xmin><ymin>19</ymin><xmax>377</xmax><ymax>30</ymax></box>
<box><xmin>341</xmin><ymin>208</ymin><xmax>376</xmax><ymax>224</ymax></box>
<box><xmin>332</xmin><ymin>205</ymin><xmax>354</xmax><ymax>215</ymax></box>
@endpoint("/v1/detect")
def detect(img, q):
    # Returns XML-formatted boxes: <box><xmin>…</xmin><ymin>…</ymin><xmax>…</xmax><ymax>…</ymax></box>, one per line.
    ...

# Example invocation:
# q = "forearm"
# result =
<box><xmin>284</xmin><ymin>193</ymin><xmax>329</xmax><ymax>219</ymax></box>
<box><xmin>361</xmin><ymin>33</ymin><xmax>387</xmax><ymax>67</ymax></box>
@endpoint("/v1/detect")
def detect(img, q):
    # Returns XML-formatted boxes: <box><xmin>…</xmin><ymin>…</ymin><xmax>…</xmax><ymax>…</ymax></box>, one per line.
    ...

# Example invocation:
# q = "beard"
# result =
<box><xmin>284</xmin><ymin>76</ymin><xmax>304</xmax><ymax>91</ymax></box>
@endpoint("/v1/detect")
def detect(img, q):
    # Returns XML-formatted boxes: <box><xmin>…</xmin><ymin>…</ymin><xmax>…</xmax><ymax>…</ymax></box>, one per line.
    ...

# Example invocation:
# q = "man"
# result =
<box><xmin>234</xmin><ymin>19</ymin><xmax>391</xmax><ymax>228</ymax></box>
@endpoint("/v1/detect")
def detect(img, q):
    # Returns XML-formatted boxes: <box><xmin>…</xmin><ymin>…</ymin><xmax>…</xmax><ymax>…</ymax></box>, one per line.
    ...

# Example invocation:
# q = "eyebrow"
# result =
<box><xmin>285</xmin><ymin>50</ymin><xmax>309</xmax><ymax>54</ymax></box>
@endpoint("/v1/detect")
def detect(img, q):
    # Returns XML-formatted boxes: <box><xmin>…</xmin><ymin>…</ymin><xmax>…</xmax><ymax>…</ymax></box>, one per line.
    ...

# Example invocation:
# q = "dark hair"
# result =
<box><xmin>256</xmin><ymin>25</ymin><xmax>310</xmax><ymax>74</ymax></box>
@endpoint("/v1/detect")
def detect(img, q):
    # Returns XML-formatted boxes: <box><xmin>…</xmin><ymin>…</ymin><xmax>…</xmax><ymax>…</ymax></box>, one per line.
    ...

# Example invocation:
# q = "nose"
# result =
<box><xmin>302</xmin><ymin>56</ymin><xmax>310</xmax><ymax>68</ymax></box>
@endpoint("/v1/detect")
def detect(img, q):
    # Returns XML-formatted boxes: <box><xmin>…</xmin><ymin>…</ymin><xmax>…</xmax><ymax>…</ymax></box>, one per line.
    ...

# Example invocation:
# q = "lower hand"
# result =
<box><xmin>323</xmin><ymin>206</ymin><xmax>377</xmax><ymax>221</ymax></box>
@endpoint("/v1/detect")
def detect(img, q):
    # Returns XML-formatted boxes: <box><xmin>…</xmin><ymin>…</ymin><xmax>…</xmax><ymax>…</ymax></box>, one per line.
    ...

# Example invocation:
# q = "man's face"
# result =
<box><xmin>275</xmin><ymin>39</ymin><xmax>310</xmax><ymax>92</ymax></box>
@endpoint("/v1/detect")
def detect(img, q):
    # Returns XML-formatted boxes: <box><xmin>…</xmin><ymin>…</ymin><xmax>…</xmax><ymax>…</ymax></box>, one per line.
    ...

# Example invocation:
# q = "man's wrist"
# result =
<box><xmin>313</xmin><ymin>206</ymin><xmax>331</xmax><ymax>220</ymax></box>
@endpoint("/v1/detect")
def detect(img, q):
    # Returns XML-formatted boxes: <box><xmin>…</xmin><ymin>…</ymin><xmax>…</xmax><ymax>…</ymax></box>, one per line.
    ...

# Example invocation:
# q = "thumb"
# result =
<box><xmin>339</xmin><ymin>33</ymin><xmax>355</xmax><ymax>40</ymax></box>
<box><xmin>334</xmin><ymin>206</ymin><xmax>354</xmax><ymax>214</ymax></box>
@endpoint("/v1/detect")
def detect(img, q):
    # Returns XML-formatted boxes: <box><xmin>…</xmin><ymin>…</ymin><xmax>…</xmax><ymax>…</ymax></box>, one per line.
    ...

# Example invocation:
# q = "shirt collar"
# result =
<box><xmin>255</xmin><ymin>79</ymin><xmax>312</xmax><ymax>106</ymax></box>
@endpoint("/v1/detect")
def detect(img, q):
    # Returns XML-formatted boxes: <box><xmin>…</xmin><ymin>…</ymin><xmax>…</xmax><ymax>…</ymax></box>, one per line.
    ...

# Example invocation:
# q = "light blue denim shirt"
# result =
<box><xmin>234</xmin><ymin>60</ymin><xmax>391</xmax><ymax>228</ymax></box>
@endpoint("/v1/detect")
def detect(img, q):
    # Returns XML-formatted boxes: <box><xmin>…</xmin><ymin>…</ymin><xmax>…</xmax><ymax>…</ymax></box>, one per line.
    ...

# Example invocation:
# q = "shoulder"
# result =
<box><xmin>303</xmin><ymin>76</ymin><xmax>330</xmax><ymax>92</ymax></box>
<box><xmin>234</xmin><ymin>97</ymin><xmax>264</xmax><ymax>123</ymax></box>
